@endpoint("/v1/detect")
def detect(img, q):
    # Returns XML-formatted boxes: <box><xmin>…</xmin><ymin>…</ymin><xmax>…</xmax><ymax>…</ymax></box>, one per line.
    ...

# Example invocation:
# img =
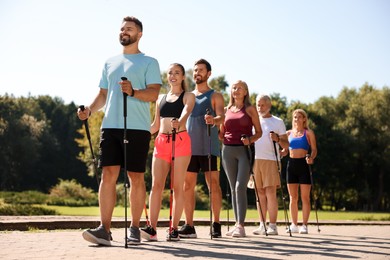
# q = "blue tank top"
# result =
<box><xmin>186</xmin><ymin>89</ymin><xmax>219</xmax><ymax>156</ymax></box>
<box><xmin>288</xmin><ymin>130</ymin><xmax>310</xmax><ymax>150</ymax></box>
<box><xmin>159</xmin><ymin>92</ymin><xmax>185</xmax><ymax>118</ymax></box>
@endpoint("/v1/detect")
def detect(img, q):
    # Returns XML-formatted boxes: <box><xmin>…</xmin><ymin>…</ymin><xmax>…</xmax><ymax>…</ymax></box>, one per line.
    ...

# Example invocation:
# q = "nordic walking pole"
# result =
<box><xmin>168</xmin><ymin>122</ymin><xmax>177</xmax><ymax>241</ymax></box>
<box><xmin>241</xmin><ymin>134</ymin><xmax>267</xmax><ymax>236</ymax></box>
<box><xmin>79</xmin><ymin>105</ymin><xmax>100</xmax><ymax>187</ymax></box>
<box><xmin>306</xmin><ymin>154</ymin><xmax>320</xmax><ymax>233</ymax></box>
<box><xmin>270</xmin><ymin>131</ymin><xmax>292</xmax><ymax>237</ymax></box>
<box><xmin>206</xmin><ymin>108</ymin><xmax>213</xmax><ymax>239</ymax></box>
<box><xmin>121</xmin><ymin>76</ymin><xmax>129</xmax><ymax>248</ymax></box>
<box><xmin>226</xmin><ymin>177</ymin><xmax>230</xmax><ymax>231</ymax></box>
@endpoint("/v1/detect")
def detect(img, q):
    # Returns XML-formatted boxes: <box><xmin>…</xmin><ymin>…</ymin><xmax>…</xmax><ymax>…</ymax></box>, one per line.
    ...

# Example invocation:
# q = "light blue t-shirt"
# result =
<box><xmin>99</xmin><ymin>53</ymin><xmax>162</xmax><ymax>131</ymax></box>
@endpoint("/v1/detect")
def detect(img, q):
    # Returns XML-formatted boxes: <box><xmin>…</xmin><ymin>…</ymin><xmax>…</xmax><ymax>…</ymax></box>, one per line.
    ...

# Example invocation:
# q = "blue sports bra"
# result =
<box><xmin>289</xmin><ymin>130</ymin><xmax>310</xmax><ymax>150</ymax></box>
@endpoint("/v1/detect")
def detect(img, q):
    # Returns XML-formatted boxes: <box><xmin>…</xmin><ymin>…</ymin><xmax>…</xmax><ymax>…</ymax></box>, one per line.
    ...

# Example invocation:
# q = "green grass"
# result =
<box><xmin>43</xmin><ymin>205</ymin><xmax>390</xmax><ymax>221</ymax></box>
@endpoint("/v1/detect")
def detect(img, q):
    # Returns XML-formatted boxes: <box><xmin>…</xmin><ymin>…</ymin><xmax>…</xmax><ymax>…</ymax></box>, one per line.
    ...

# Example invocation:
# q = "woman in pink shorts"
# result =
<box><xmin>140</xmin><ymin>63</ymin><xmax>195</xmax><ymax>241</ymax></box>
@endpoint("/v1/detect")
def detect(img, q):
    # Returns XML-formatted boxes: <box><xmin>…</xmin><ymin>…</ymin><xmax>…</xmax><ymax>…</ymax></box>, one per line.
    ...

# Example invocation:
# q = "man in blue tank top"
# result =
<box><xmin>77</xmin><ymin>16</ymin><xmax>162</xmax><ymax>246</ymax></box>
<box><xmin>178</xmin><ymin>59</ymin><xmax>225</xmax><ymax>238</ymax></box>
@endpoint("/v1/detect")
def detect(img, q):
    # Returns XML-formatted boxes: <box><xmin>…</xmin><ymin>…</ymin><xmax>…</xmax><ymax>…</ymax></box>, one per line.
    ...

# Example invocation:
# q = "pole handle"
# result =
<box><xmin>206</xmin><ymin>109</ymin><xmax>211</xmax><ymax>136</ymax></box>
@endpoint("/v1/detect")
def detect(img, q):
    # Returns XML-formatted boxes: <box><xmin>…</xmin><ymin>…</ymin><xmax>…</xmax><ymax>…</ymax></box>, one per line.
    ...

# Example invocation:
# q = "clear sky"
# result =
<box><xmin>0</xmin><ymin>0</ymin><xmax>389</xmax><ymax>106</ymax></box>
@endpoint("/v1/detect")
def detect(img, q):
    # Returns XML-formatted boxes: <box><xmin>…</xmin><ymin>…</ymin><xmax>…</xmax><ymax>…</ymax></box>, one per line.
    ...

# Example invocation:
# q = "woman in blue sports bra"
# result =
<box><xmin>284</xmin><ymin>109</ymin><xmax>317</xmax><ymax>234</ymax></box>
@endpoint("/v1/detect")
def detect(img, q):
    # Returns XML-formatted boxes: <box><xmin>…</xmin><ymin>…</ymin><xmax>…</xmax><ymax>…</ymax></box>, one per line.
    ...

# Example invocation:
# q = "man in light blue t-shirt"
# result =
<box><xmin>77</xmin><ymin>16</ymin><xmax>162</xmax><ymax>246</ymax></box>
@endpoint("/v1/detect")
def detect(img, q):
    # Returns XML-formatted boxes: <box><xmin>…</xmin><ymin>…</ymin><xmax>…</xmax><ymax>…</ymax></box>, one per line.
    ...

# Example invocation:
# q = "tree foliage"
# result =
<box><xmin>1</xmin><ymin>81</ymin><xmax>388</xmax><ymax>211</ymax></box>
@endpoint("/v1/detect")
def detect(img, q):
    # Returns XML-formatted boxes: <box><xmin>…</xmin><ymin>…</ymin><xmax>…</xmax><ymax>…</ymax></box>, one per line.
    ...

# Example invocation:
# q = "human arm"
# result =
<box><xmin>280</xmin><ymin>130</ymin><xmax>291</xmax><ymax>157</ymax></box>
<box><xmin>119</xmin><ymin>79</ymin><xmax>161</xmax><ymax>102</ymax></box>
<box><xmin>171</xmin><ymin>92</ymin><xmax>195</xmax><ymax>131</ymax></box>
<box><xmin>77</xmin><ymin>88</ymin><xmax>107</xmax><ymax>120</ymax></box>
<box><xmin>306</xmin><ymin>129</ymin><xmax>317</xmax><ymax>164</ymax></box>
<box><xmin>205</xmin><ymin>91</ymin><xmax>225</xmax><ymax>126</ymax></box>
<box><xmin>150</xmin><ymin>95</ymin><xmax>163</xmax><ymax>135</ymax></box>
<box><xmin>242</xmin><ymin>105</ymin><xmax>262</xmax><ymax>146</ymax></box>
<box><xmin>218</xmin><ymin>107</ymin><xmax>227</xmax><ymax>141</ymax></box>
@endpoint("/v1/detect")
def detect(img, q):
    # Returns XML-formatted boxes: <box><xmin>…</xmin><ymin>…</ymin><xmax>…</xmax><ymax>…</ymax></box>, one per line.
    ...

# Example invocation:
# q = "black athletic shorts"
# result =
<box><xmin>98</xmin><ymin>129</ymin><xmax>151</xmax><ymax>172</ymax></box>
<box><xmin>286</xmin><ymin>157</ymin><xmax>311</xmax><ymax>184</ymax></box>
<box><xmin>187</xmin><ymin>155</ymin><xmax>218</xmax><ymax>173</ymax></box>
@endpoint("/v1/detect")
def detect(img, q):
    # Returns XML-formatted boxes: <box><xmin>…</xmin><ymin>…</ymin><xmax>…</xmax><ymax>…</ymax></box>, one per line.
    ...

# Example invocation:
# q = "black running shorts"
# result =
<box><xmin>187</xmin><ymin>155</ymin><xmax>218</xmax><ymax>173</ymax></box>
<box><xmin>286</xmin><ymin>157</ymin><xmax>311</xmax><ymax>184</ymax></box>
<box><xmin>98</xmin><ymin>129</ymin><xmax>151</xmax><ymax>172</ymax></box>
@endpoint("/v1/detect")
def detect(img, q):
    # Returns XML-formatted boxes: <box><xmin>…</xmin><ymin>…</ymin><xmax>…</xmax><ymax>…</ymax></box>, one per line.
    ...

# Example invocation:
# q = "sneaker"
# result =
<box><xmin>166</xmin><ymin>228</ymin><xmax>180</xmax><ymax>241</ymax></box>
<box><xmin>127</xmin><ymin>226</ymin><xmax>141</xmax><ymax>245</ymax></box>
<box><xmin>286</xmin><ymin>223</ymin><xmax>299</xmax><ymax>233</ymax></box>
<box><xmin>299</xmin><ymin>225</ymin><xmax>308</xmax><ymax>234</ymax></box>
<box><xmin>232</xmin><ymin>226</ymin><xmax>246</xmax><ymax>237</ymax></box>
<box><xmin>178</xmin><ymin>224</ymin><xmax>197</xmax><ymax>238</ymax></box>
<box><xmin>212</xmin><ymin>222</ymin><xmax>222</xmax><ymax>238</ymax></box>
<box><xmin>225</xmin><ymin>225</ymin><xmax>237</xmax><ymax>236</ymax></box>
<box><xmin>267</xmin><ymin>224</ymin><xmax>278</xmax><ymax>235</ymax></box>
<box><xmin>82</xmin><ymin>225</ymin><xmax>112</xmax><ymax>246</ymax></box>
<box><xmin>140</xmin><ymin>225</ymin><xmax>157</xmax><ymax>241</ymax></box>
<box><xmin>252</xmin><ymin>224</ymin><xmax>266</xmax><ymax>235</ymax></box>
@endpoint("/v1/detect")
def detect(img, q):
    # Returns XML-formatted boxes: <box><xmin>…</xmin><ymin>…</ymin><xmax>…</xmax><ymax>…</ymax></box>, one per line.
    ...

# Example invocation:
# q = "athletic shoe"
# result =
<box><xmin>252</xmin><ymin>224</ymin><xmax>266</xmax><ymax>235</ymax></box>
<box><xmin>166</xmin><ymin>228</ymin><xmax>180</xmax><ymax>241</ymax></box>
<box><xmin>225</xmin><ymin>225</ymin><xmax>237</xmax><ymax>236</ymax></box>
<box><xmin>140</xmin><ymin>225</ymin><xmax>157</xmax><ymax>241</ymax></box>
<box><xmin>178</xmin><ymin>224</ymin><xmax>197</xmax><ymax>238</ymax></box>
<box><xmin>286</xmin><ymin>224</ymin><xmax>299</xmax><ymax>233</ymax></box>
<box><xmin>267</xmin><ymin>224</ymin><xmax>278</xmax><ymax>235</ymax></box>
<box><xmin>127</xmin><ymin>226</ymin><xmax>141</xmax><ymax>245</ymax></box>
<box><xmin>232</xmin><ymin>226</ymin><xmax>246</xmax><ymax>237</ymax></box>
<box><xmin>212</xmin><ymin>222</ymin><xmax>222</xmax><ymax>238</ymax></box>
<box><xmin>82</xmin><ymin>225</ymin><xmax>112</xmax><ymax>246</ymax></box>
<box><xmin>299</xmin><ymin>225</ymin><xmax>308</xmax><ymax>234</ymax></box>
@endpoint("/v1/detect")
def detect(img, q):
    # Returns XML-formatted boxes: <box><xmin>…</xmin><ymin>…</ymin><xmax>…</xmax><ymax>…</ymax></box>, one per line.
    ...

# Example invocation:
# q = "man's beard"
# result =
<box><xmin>120</xmin><ymin>35</ymin><xmax>137</xmax><ymax>46</ymax></box>
<box><xmin>260</xmin><ymin>109</ymin><xmax>270</xmax><ymax>117</ymax></box>
<box><xmin>194</xmin><ymin>76</ymin><xmax>206</xmax><ymax>84</ymax></box>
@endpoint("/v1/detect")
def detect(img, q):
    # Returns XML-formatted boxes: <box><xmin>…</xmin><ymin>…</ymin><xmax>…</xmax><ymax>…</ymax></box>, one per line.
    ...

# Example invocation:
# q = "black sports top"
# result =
<box><xmin>159</xmin><ymin>91</ymin><xmax>185</xmax><ymax>118</ymax></box>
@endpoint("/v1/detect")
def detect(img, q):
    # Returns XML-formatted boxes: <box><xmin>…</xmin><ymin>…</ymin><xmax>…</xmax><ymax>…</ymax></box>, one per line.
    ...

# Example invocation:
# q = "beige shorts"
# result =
<box><xmin>253</xmin><ymin>159</ymin><xmax>281</xmax><ymax>188</ymax></box>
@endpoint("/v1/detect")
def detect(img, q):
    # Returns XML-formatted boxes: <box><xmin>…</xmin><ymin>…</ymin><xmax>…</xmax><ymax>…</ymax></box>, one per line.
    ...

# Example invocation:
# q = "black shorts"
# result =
<box><xmin>187</xmin><ymin>155</ymin><xmax>218</xmax><ymax>173</ymax></box>
<box><xmin>98</xmin><ymin>129</ymin><xmax>151</xmax><ymax>172</ymax></box>
<box><xmin>286</xmin><ymin>158</ymin><xmax>311</xmax><ymax>184</ymax></box>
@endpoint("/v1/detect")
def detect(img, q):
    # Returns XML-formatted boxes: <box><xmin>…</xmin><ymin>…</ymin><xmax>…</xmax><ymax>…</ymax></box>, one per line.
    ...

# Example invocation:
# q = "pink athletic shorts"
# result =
<box><xmin>153</xmin><ymin>131</ymin><xmax>192</xmax><ymax>163</ymax></box>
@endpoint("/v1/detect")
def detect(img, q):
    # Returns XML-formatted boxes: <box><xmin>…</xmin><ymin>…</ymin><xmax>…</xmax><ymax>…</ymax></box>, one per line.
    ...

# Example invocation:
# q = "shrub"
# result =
<box><xmin>0</xmin><ymin>204</ymin><xmax>57</xmax><ymax>215</ymax></box>
<box><xmin>47</xmin><ymin>179</ymin><xmax>98</xmax><ymax>206</ymax></box>
<box><xmin>0</xmin><ymin>191</ymin><xmax>48</xmax><ymax>205</ymax></box>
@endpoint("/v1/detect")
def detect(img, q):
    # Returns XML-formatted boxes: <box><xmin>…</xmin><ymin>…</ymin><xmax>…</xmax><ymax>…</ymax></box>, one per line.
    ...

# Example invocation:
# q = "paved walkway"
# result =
<box><xmin>1</xmin><ymin>218</ymin><xmax>389</xmax><ymax>259</ymax></box>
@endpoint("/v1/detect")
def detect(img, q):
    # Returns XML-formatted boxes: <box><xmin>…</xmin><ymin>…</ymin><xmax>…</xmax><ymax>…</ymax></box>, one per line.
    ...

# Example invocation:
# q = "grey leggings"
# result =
<box><xmin>221</xmin><ymin>145</ymin><xmax>251</xmax><ymax>225</ymax></box>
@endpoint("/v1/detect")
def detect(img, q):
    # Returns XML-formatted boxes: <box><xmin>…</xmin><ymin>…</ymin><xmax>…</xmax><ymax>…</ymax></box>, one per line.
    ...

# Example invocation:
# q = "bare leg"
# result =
<box><xmin>265</xmin><ymin>186</ymin><xmax>278</xmax><ymax>224</ymax></box>
<box><xmin>99</xmin><ymin>166</ymin><xmax>120</xmax><ymax>232</ymax></box>
<box><xmin>183</xmin><ymin>172</ymin><xmax>197</xmax><ymax>226</ymax></box>
<box><xmin>287</xmin><ymin>183</ymin><xmax>299</xmax><ymax>225</ymax></box>
<box><xmin>300</xmin><ymin>184</ymin><xmax>311</xmax><ymax>225</ymax></box>
<box><xmin>128</xmin><ymin>171</ymin><xmax>146</xmax><ymax>228</ymax></box>
<box><xmin>172</xmin><ymin>156</ymin><xmax>191</xmax><ymax>229</ymax></box>
<box><xmin>205</xmin><ymin>170</ymin><xmax>222</xmax><ymax>222</ymax></box>
<box><xmin>148</xmin><ymin>157</ymin><xmax>169</xmax><ymax>229</ymax></box>
<box><xmin>257</xmin><ymin>187</ymin><xmax>267</xmax><ymax>222</ymax></box>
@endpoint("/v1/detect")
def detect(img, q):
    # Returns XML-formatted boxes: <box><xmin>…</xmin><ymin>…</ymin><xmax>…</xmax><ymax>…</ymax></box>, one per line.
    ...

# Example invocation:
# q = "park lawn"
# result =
<box><xmin>43</xmin><ymin>205</ymin><xmax>390</xmax><ymax>221</ymax></box>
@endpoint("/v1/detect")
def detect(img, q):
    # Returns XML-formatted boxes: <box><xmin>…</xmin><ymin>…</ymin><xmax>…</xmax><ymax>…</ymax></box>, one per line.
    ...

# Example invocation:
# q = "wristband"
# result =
<box><xmin>130</xmin><ymin>88</ymin><xmax>135</xmax><ymax>97</ymax></box>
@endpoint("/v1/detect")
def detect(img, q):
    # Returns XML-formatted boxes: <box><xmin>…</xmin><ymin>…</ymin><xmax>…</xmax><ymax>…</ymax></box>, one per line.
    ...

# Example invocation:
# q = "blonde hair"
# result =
<box><xmin>292</xmin><ymin>109</ymin><xmax>310</xmax><ymax>129</ymax></box>
<box><xmin>227</xmin><ymin>80</ymin><xmax>252</xmax><ymax>109</ymax></box>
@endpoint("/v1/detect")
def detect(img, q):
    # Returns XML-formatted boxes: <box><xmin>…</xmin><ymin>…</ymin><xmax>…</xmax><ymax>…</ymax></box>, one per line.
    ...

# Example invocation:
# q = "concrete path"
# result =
<box><xmin>1</xmin><ymin>224</ymin><xmax>389</xmax><ymax>259</ymax></box>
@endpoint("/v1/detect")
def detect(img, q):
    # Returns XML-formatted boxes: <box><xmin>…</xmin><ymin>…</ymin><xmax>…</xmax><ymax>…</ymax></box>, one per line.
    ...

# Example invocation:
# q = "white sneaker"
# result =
<box><xmin>225</xmin><ymin>226</ymin><xmax>237</xmax><ymax>236</ymax></box>
<box><xmin>299</xmin><ymin>225</ymin><xmax>308</xmax><ymax>234</ymax></box>
<box><xmin>286</xmin><ymin>224</ymin><xmax>299</xmax><ymax>233</ymax></box>
<box><xmin>267</xmin><ymin>224</ymin><xmax>278</xmax><ymax>235</ymax></box>
<box><xmin>232</xmin><ymin>226</ymin><xmax>246</xmax><ymax>237</ymax></box>
<box><xmin>252</xmin><ymin>224</ymin><xmax>266</xmax><ymax>235</ymax></box>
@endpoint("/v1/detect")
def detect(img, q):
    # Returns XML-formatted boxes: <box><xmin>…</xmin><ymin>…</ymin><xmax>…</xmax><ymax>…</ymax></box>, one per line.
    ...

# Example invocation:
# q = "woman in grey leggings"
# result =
<box><xmin>219</xmin><ymin>80</ymin><xmax>262</xmax><ymax>237</ymax></box>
